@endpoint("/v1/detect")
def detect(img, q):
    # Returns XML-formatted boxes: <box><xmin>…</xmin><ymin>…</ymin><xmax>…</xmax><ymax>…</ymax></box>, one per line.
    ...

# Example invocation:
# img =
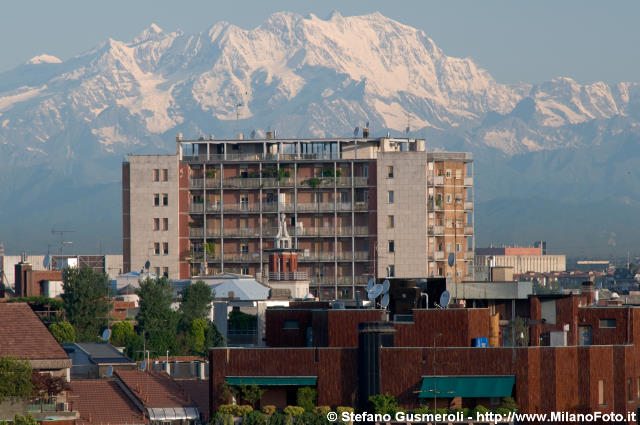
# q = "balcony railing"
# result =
<box><xmin>430</xmin><ymin>225</ymin><xmax>444</xmax><ymax>235</ymax></box>
<box><xmin>189</xmin><ymin>178</ymin><xmax>203</xmax><ymax>189</ymax></box>
<box><xmin>223</xmin><ymin>253</ymin><xmax>261</xmax><ymax>262</ymax></box>
<box><xmin>189</xmin><ymin>203</ymin><xmax>204</xmax><ymax>213</ymax></box>
<box><xmin>269</xmin><ymin>271</ymin><xmax>309</xmax><ymax>281</ymax></box>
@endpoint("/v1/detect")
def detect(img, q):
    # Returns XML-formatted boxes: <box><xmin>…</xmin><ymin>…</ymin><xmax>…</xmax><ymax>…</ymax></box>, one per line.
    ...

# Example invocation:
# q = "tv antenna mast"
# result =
<box><xmin>51</xmin><ymin>228</ymin><xmax>75</xmax><ymax>254</ymax></box>
<box><xmin>233</xmin><ymin>89</ymin><xmax>248</xmax><ymax>135</ymax></box>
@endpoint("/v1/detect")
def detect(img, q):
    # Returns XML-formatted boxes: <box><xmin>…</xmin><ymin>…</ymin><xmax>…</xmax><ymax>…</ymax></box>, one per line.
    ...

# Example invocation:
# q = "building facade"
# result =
<box><xmin>123</xmin><ymin>135</ymin><xmax>474</xmax><ymax>299</ymax></box>
<box><xmin>475</xmin><ymin>246</ymin><xmax>566</xmax><ymax>275</ymax></box>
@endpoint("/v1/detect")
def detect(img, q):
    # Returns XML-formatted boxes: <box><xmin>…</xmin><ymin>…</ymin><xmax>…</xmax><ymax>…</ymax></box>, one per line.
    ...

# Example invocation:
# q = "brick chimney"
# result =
<box><xmin>581</xmin><ymin>281</ymin><xmax>594</xmax><ymax>305</ymax></box>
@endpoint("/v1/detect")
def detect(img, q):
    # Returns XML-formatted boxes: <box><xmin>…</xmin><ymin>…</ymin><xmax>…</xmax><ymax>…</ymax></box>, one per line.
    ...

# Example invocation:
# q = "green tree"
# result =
<box><xmin>205</xmin><ymin>321</ymin><xmax>225</xmax><ymax>348</ymax></box>
<box><xmin>135</xmin><ymin>277</ymin><xmax>178</xmax><ymax>355</ymax></box>
<box><xmin>368</xmin><ymin>393</ymin><xmax>400</xmax><ymax>415</ymax></box>
<box><xmin>61</xmin><ymin>267</ymin><xmax>111</xmax><ymax>341</ymax></box>
<box><xmin>49</xmin><ymin>321</ymin><xmax>76</xmax><ymax>343</ymax></box>
<box><xmin>239</xmin><ymin>384</ymin><xmax>265</xmax><ymax>408</ymax></box>
<box><xmin>0</xmin><ymin>357</ymin><xmax>33</xmax><ymax>401</ymax></box>
<box><xmin>296</xmin><ymin>387</ymin><xmax>317</xmax><ymax>411</ymax></box>
<box><xmin>11</xmin><ymin>414</ymin><xmax>38</xmax><ymax>425</ymax></box>
<box><xmin>188</xmin><ymin>318</ymin><xmax>207</xmax><ymax>356</ymax></box>
<box><xmin>178</xmin><ymin>280</ymin><xmax>214</xmax><ymax>329</ymax></box>
<box><xmin>110</xmin><ymin>321</ymin><xmax>135</xmax><ymax>347</ymax></box>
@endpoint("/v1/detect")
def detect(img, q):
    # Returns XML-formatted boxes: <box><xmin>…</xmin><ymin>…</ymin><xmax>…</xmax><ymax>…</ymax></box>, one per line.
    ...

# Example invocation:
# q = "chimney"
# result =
<box><xmin>582</xmin><ymin>281</ymin><xmax>594</xmax><ymax>305</ymax></box>
<box><xmin>266</xmin><ymin>131</ymin><xmax>273</xmax><ymax>140</ymax></box>
<box><xmin>363</xmin><ymin>127</ymin><xmax>369</xmax><ymax>138</ymax></box>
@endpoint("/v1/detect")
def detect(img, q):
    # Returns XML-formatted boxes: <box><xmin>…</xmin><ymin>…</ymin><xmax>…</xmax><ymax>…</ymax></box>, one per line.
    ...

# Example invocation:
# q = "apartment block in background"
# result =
<box><xmin>123</xmin><ymin>134</ymin><xmax>474</xmax><ymax>300</ymax></box>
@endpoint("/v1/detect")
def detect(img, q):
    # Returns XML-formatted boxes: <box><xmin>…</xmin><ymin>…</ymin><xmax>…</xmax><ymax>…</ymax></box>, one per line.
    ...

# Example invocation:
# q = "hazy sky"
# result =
<box><xmin>2</xmin><ymin>0</ymin><xmax>639</xmax><ymax>85</ymax></box>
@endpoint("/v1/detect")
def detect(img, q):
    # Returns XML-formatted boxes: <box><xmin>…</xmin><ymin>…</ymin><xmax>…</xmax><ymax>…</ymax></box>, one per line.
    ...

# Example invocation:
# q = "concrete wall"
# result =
<box><xmin>125</xmin><ymin>155</ymin><xmax>180</xmax><ymax>279</ymax></box>
<box><xmin>376</xmin><ymin>151</ymin><xmax>428</xmax><ymax>278</ymax></box>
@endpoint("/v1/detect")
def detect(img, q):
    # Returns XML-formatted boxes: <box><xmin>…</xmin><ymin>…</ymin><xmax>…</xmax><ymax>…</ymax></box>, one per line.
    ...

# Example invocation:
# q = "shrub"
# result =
<box><xmin>262</xmin><ymin>405</ymin><xmax>276</xmax><ymax>415</ymax></box>
<box><xmin>299</xmin><ymin>411</ymin><xmax>328</xmax><ymax>425</ymax></box>
<box><xmin>336</xmin><ymin>407</ymin><xmax>354</xmax><ymax>425</ymax></box>
<box><xmin>412</xmin><ymin>406</ymin><xmax>430</xmax><ymax>415</ymax></box>
<box><xmin>296</xmin><ymin>387</ymin><xmax>317</xmax><ymax>412</ymax></box>
<box><xmin>269</xmin><ymin>411</ymin><xmax>292</xmax><ymax>425</ymax></box>
<box><xmin>435</xmin><ymin>408</ymin><xmax>448</xmax><ymax>416</ymax></box>
<box><xmin>217</xmin><ymin>404</ymin><xmax>253</xmax><ymax>416</ymax></box>
<box><xmin>368</xmin><ymin>393</ymin><xmax>400</xmax><ymax>415</ymax></box>
<box><xmin>494</xmin><ymin>407</ymin><xmax>511</xmax><ymax>417</ymax></box>
<box><xmin>313</xmin><ymin>406</ymin><xmax>331</xmax><ymax>416</ymax></box>
<box><xmin>49</xmin><ymin>321</ymin><xmax>76</xmax><ymax>343</ymax></box>
<box><xmin>500</xmin><ymin>396</ymin><xmax>519</xmax><ymax>412</ymax></box>
<box><xmin>244</xmin><ymin>410</ymin><xmax>269</xmax><ymax>425</ymax></box>
<box><xmin>239</xmin><ymin>384</ymin><xmax>264</xmax><ymax>407</ymax></box>
<box><xmin>210</xmin><ymin>412</ymin><xmax>233</xmax><ymax>425</ymax></box>
<box><xmin>472</xmin><ymin>405</ymin><xmax>489</xmax><ymax>419</ymax></box>
<box><xmin>284</xmin><ymin>406</ymin><xmax>304</xmax><ymax>417</ymax></box>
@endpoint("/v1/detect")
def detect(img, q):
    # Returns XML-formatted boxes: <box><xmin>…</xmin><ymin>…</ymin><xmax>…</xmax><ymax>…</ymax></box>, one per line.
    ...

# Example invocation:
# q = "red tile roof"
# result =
<box><xmin>177</xmin><ymin>379</ymin><xmax>209</xmax><ymax>420</ymax></box>
<box><xmin>115</xmin><ymin>370</ymin><xmax>195</xmax><ymax>408</ymax></box>
<box><xmin>0</xmin><ymin>303</ymin><xmax>69</xmax><ymax>360</ymax></box>
<box><xmin>70</xmin><ymin>380</ymin><xmax>147</xmax><ymax>425</ymax></box>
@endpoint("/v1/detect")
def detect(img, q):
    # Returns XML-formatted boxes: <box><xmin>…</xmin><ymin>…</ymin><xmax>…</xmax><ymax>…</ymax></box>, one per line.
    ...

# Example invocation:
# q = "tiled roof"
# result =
<box><xmin>177</xmin><ymin>380</ymin><xmax>209</xmax><ymax>420</ymax></box>
<box><xmin>73</xmin><ymin>342</ymin><xmax>135</xmax><ymax>364</ymax></box>
<box><xmin>70</xmin><ymin>380</ymin><xmax>147</xmax><ymax>425</ymax></box>
<box><xmin>115</xmin><ymin>370</ymin><xmax>195</xmax><ymax>408</ymax></box>
<box><xmin>0</xmin><ymin>302</ymin><xmax>68</xmax><ymax>360</ymax></box>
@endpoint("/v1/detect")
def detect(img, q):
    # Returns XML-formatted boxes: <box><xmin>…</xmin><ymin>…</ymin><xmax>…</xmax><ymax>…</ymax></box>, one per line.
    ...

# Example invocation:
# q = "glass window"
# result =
<box><xmin>162</xmin><ymin>194</ymin><xmax>168</xmax><ymax>206</ymax></box>
<box><xmin>387</xmin><ymin>265</ymin><xmax>395</xmax><ymax>277</ymax></box>
<box><xmin>388</xmin><ymin>240</ymin><xmax>394</xmax><ymax>253</ymax></box>
<box><xmin>153</xmin><ymin>218</ymin><xmax>159</xmax><ymax>231</ymax></box>
<box><xmin>153</xmin><ymin>169</ymin><xmax>159</xmax><ymax>182</ymax></box>
<box><xmin>162</xmin><ymin>242</ymin><xmax>168</xmax><ymax>255</ymax></box>
<box><xmin>283</xmin><ymin>320</ymin><xmax>299</xmax><ymax>330</ymax></box>
<box><xmin>387</xmin><ymin>215</ymin><xmax>394</xmax><ymax>228</ymax></box>
<box><xmin>163</xmin><ymin>218</ymin><xmax>168</xmax><ymax>231</ymax></box>
<box><xmin>446</xmin><ymin>194</ymin><xmax>452</xmax><ymax>204</ymax></box>
<box><xmin>162</xmin><ymin>267</ymin><xmax>169</xmax><ymax>277</ymax></box>
<box><xmin>154</xmin><ymin>243</ymin><xmax>160</xmax><ymax>255</ymax></box>
<box><xmin>154</xmin><ymin>194</ymin><xmax>160</xmax><ymax>206</ymax></box>
<box><xmin>600</xmin><ymin>319</ymin><xmax>616</xmax><ymax>328</ymax></box>
<box><xmin>387</xmin><ymin>166</ymin><xmax>394</xmax><ymax>178</ymax></box>
<box><xmin>388</xmin><ymin>191</ymin><xmax>394</xmax><ymax>203</ymax></box>
<box><xmin>162</xmin><ymin>169</ymin><xmax>168</xmax><ymax>181</ymax></box>
<box><xmin>445</xmin><ymin>169</ymin><xmax>451</xmax><ymax>179</ymax></box>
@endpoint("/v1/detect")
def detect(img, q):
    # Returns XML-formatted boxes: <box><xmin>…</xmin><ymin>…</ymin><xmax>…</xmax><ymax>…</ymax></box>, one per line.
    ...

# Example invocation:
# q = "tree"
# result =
<box><xmin>61</xmin><ymin>267</ymin><xmax>111</xmax><ymax>341</ymax></box>
<box><xmin>239</xmin><ymin>384</ymin><xmax>264</xmax><ymax>408</ymax></box>
<box><xmin>296</xmin><ymin>387</ymin><xmax>317</xmax><ymax>411</ymax></box>
<box><xmin>49</xmin><ymin>321</ymin><xmax>76</xmax><ymax>343</ymax></box>
<box><xmin>30</xmin><ymin>371</ymin><xmax>69</xmax><ymax>399</ymax></box>
<box><xmin>110</xmin><ymin>321</ymin><xmax>135</xmax><ymax>347</ymax></box>
<box><xmin>135</xmin><ymin>277</ymin><xmax>178</xmax><ymax>355</ymax></box>
<box><xmin>188</xmin><ymin>318</ymin><xmax>207</xmax><ymax>356</ymax></box>
<box><xmin>368</xmin><ymin>393</ymin><xmax>400</xmax><ymax>415</ymax></box>
<box><xmin>0</xmin><ymin>356</ymin><xmax>32</xmax><ymax>401</ymax></box>
<box><xmin>205</xmin><ymin>321</ymin><xmax>225</xmax><ymax>348</ymax></box>
<box><xmin>11</xmin><ymin>414</ymin><xmax>38</xmax><ymax>425</ymax></box>
<box><xmin>178</xmin><ymin>280</ymin><xmax>214</xmax><ymax>329</ymax></box>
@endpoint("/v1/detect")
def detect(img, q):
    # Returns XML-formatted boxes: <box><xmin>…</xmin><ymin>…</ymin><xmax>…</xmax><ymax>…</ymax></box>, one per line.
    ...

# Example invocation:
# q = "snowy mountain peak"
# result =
<box><xmin>25</xmin><ymin>54</ymin><xmax>62</xmax><ymax>65</ymax></box>
<box><xmin>134</xmin><ymin>23</ymin><xmax>164</xmax><ymax>42</ymax></box>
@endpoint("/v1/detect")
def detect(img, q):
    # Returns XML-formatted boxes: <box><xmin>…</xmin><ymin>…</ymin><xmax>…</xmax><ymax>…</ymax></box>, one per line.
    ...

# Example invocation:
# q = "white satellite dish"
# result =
<box><xmin>382</xmin><ymin>279</ymin><xmax>390</xmax><ymax>294</ymax></box>
<box><xmin>367</xmin><ymin>278</ymin><xmax>375</xmax><ymax>291</ymax></box>
<box><xmin>439</xmin><ymin>290</ymin><xmax>451</xmax><ymax>308</ymax></box>
<box><xmin>368</xmin><ymin>284</ymin><xmax>383</xmax><ymax>300</ymax></box>
<box><xmin>101</xmin><ymin>328</ymin><xmax>111</xmax><ymax>341</ymax></box>
<box><xmin>43</xmin><ymin>255</ymin><xmax>50</xmax><ymax>269</ymax></box>
<box><xmin>381</xmin><ymin>293</ymin><xmax>390</xmax><ymax>309</ymax></box>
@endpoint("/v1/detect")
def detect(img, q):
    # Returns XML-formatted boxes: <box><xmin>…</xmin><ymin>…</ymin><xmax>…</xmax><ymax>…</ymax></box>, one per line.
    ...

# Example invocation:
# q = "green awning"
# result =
<box><xmin>419</xmin><ymin>376</ymin><xmax>514</xmax><ymax>398</ymax></box>
<box><xmin>226</xmin><ymin>376</ymin><xmax>317</xmax><ymax>386</ymax></box>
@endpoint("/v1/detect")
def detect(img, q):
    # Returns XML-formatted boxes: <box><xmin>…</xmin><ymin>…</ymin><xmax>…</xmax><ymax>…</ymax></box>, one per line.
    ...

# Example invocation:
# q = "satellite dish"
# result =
<box><xmin>105</xmin><ymin>365</ymin><xmax>113</xmax><ymax>378</ymax></box>
<box><xmin>439</xmin><ymin>290</ymin><xmax>451</xmax><ymax>308</ymax></box>
<box><xmin>353</xmin><ymin>127</ymin><xmax>360</xmax><ymax>137</ymax></box>
<box><xmin>144</xmin><ymin>260</ymin><xmax>150</xmax><ymax>270</ymax></box>
<box><xmin>366</xmin><ymin>278</ymin><xmax>375</xmax><ymax>291</ymax></box>
<box><xmin>381</xmin><ymin>293</ymin><xmax>390</xmax><ymax>309</ymax></box>
<box><xmin>140</xmin><ymin>360</ymin><xmax>147</xmax><ymax>371</ymax></box>
<box><xmin>250</xmin><ymin>130</ymin><xmax>256</xmax><ymax>139</ymax></box>
<box><xmin>43</xmin><ymin>255</ymin><xmax>50</xmax><ymax>269</ymax></box>
<box><xmin>368</xmin><ymin>283</ymin><xmax>383</xmax><ymax>300</ymax></box>
<box><xmin>101</xmin><ymin>329</ymin><xmax>111</xmax><ymax>341</ymax></box>
<box><xmin>447</xmin><ymin>253</ymin><xmax>455</xmax><ymax>267</ymax></box>
<box><xmin>382</xmin><ymin>279</ymin><xmax>390</xmax><ymax>294</ymax></box>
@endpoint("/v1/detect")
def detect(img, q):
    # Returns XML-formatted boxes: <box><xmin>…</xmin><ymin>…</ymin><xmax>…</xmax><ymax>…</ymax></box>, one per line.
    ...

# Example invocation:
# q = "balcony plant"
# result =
<box><xmin>206</xmin><ymin>169</ymin><xmax>217</xmax><ymax>179</ymax></box>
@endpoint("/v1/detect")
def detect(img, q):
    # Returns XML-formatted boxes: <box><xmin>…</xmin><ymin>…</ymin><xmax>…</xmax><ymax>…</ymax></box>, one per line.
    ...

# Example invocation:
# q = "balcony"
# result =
<box><xmin>465</xmin><ymin>252</ymin><xmax>475</xmax><ymax>261</ymax></box>
<box><xmin>269</xmin><ymin>271</ymin><xmax>309</xmax><ymax>281</ymax></box>
<box><xmin>433</xmin><ymin>251</ymin><xmax>445</xmax><ymax>261</ymax></box>
<box><xmin>223</xmin><ymin>178</ymin><xmax>262</xmax><ymax>189</ymax></box>
<box><xmin>189</xmin><ymin>227</ymin><xmax>204</xmax><ymax>238</ymax></box>
<box><xmin>223</xmin><ymin>203</ymin><xmax>261</xmax><ymax>213</ymax></box>
<box><xmin>223</xmin><ymin>253</ymin><xmax>261</xmax><ymax>262</ymax></box>
<box><xmin>189</xmin><ymin>203</ymin><xmax>204</xmax><ymax>213</ymax></box>
<box><xmin>205</xmin><ymin>179</ymin><xmax>221</xmax><ymax>188</ymax></box>
<box><xmin>430</xmin><ymin>225</ymin><xmax>444</xmax><ymax>235</ymax></box>
<box><xmin>428</xmin><ymin>176</ymin><xmax>444</xmax><ymax>185</ymax></box>
<box><xmin>206</xmin><ymin>203</ymin><xmax>222</xmax><ymax>213</ymax></box>
<box><xmin>189</xmin><ymin>178</ymin><xmax>203</xmax><ymax>189</ymax></box>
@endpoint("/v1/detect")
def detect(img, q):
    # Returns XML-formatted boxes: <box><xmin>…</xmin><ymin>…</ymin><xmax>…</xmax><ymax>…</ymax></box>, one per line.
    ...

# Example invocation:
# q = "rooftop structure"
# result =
<box><xmin>123</xmin><ymin>134</ymin><xmax>474</xmax><ymax>300</ymax></box>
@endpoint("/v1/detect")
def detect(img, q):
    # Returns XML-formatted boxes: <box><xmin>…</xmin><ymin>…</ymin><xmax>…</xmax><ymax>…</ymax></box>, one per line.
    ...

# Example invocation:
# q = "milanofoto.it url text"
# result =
<box><xmin>327</xmin><ymin>410</ymin><xmax>638</xmax><ymax>424</ymax></box>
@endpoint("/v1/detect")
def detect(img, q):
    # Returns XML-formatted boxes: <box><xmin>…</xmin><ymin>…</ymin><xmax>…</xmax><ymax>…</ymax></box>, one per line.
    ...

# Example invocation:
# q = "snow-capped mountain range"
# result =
<box><xmin>1</xmin><ymin>12</ymin><xmax>639</xmax><ymax>255</ymax></box>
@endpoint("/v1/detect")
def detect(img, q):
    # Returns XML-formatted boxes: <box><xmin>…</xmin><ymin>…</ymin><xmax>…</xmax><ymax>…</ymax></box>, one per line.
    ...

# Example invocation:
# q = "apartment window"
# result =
<box><xmin>162</xmin><ymin>194</ymin><xmax>168</xmax><ymax>206</ymax></box>
<box><xmin>387</xmin><ymin>166</ymin><xmax>394</xmax><ymax>178</ymax></box>
<box><xmin>388</xmin><ymin>191</ymin><xmax>394</xmax><ymax>203</ymax></box>
<box><xmin>446</xmin><ymin>243</ymin><xmax>452</xmax><ymax>253</ymax></box>
<box><xmin>387</xmin><ymin>215</ymin><xmax>394</xmax><ymax>228</ymax></box>
<box><xmin>241</xmin><ymin>244</ymin><xmax>249</xmax><ymax>254</ymax></box>
<box><xmin>340</xmin><ymin>288</ymin><xmax>350</xmax><ymax>299</ymax></box>
<box><xmin>445</xmin><ymin>219</ymin><xmax>453</xmax><ymax>228</ymax></box>
<box><xmin>240</xmin><ymin>266</ymin><xmax>249</xmax><ymax>275</ymax></box>
<box><xmin>162</xmin><ymin>242</ymin><xmax>169</xmax><ymax>255</ymax></box>
<box><xmin>600</xmin><ymin>319</ymin><xmax>616</xmax><ymax>328</ymax></box>
<box><xmin>445</xmin><ymin>169</ymin><xmax>451</xmax><ymax>179</ymax></box>
<box><xmin>456</xmin><ymin>243</ymin><xmax>462</xmax><ymax>252</ymax></box>
<box><xmin>163</xmin><ymin>218</ymin><xmax>168</xmax><ymax>231</ymax></box>
<box><xmin>162</xmin><ymin>169</ymin><xmax>168</xmax><ymax>181</ymax></box>
<box><xmin>283</xmin><ymin>320</ymin><xmax>299</xmax><ymax>330</ymax></box>
<box><xmin>456</xmin><ymin>169</ymin><xmax>462</xmax><ymax>179</ymax></box>
<box><xmin>363</xmin><ymin>164</ymin><xmax>368</xmax><ymax>178</ymax></box>
<box><xmin>387</xmin><ymin>265</ymin><xmax>395</xmax><ymax>277</ymax></box>
<box><xmin>388</xmin><ymin>240</ymin><xmax>395</xmax><ymax>253</ymax></box>
<box><xmin>162</xmin><ymin>267</ymin><xmax>169</xmax><ymax>277</ymax></box>
<box><xmin>154</xmin><ymin>194</ymin><xmax>160</xmax><ymax>206</ymax></box>
<box><xmin>154</xmin><ymin>243</ymin><xmax>160</xmax><ymax>255</ymax></box>
<box><xmin>598</xmin><ymin>380</ymin><xmax>606</xmax><ymax>405</ymax></box>
<box><xmin>153</xmin><ymin>169</ymin><xmax>159</xmax><ymax>182</ymax></box>
<box><xmin>446</xmin><ymin>194</ymin><xmax>452</xmax><ymax>204</ymax></box>
<box><xmin>154</xmin><ymin>267</ymin><xmax>161</xmax><ymax>276</ymax></box>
